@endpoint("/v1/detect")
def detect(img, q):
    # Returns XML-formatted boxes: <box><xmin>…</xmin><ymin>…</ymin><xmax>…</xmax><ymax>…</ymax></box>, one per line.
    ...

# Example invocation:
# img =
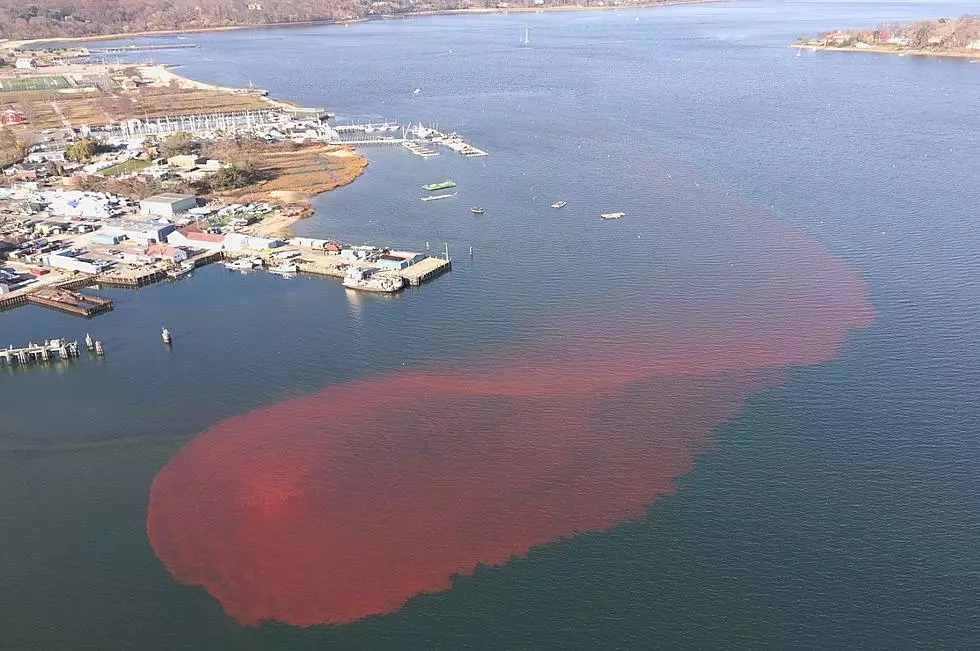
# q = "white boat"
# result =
<box><xmin>421</xmin><ymin>192</ymin><xmax>458</xmax><ymax>202</ymax></box>
<box><xmin>224</xmin><ymin>257</ymin><xmax>262</xmax><ymax>270</ymax></box>
<box><xmin>167</xmin><ymin>260</ymin><xmax>194</xmax><ymax>279</ymax></box>
<box><xmin>342</xmin><ymin>267</ymin><xmax>404</xmax><ymax>293</ymax></box>
<box><xmin>551</xmin><ymin>200</ymin><xmax>567</xmax><ymax>209</ymax></box>
<box><xmin>269</xmin><ymin>263</ymin><xmax>298</xmax><ymax>275</ymax></box>
<box><xmin>522</xmin><ymin>28</ymin><xmax>530</xmax><ymax>45</ymax></box>
<box><xmin>600</xmin><ymin>211</ymin><xmax>626</xmax><ymax>220</ymax></box>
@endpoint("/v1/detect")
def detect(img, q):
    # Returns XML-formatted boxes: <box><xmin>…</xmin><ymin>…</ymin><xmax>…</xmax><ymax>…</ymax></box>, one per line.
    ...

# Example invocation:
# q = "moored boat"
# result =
<box><xmin>551</xmin><ymin>200</ymin><xmax>567</xmax><ymax>209</ymax></box>
<box><xmin>471</xmin><ymin>206</ymin><xmax>485</xmax><ymax>214</ymax></box>
<box><xmin>224</xmin><ymin>257</ymin><xmax>262</xmax><ymax>270</ymax></box>
<box><xmin>421</xmin><ymin>192</ymin><xmax>458</xmax><ymax>202</ymax></box>
<box><xmin>167</xmin><ymin>260</ymin><xmax>195</xmax><ymax>279</ymax></box>
<box><xmin>269</xmin><ymin>263</ymin><xmax>298</xmax><ymax>275</ymax></box>
<box><xmin>600</xmin><ymin>211</ymin><xmax>626</xmax><ymax>220</ymax></box>
<box><xmin>342</xmin><ymin>267</ymin><xmax>404</xmax><ymax>293</ymax></box>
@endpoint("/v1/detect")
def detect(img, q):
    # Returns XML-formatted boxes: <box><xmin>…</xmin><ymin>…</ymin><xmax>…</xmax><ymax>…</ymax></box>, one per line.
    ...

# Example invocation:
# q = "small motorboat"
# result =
<box><xmin>166</xmin><ymin>260</ymin><xmax>194</xmax><ymax>280</ymax></box>
<box><xmin>600</xmin><ymin>211</ymin><xmax>626</xmax><ymax>220</ymax></box>
<box><xmin>224</xmin><ymin>257</ymin><xmax>262</xmax><ymax>270</ymax></box>
<box><xmin>551</xmin><ymin>200</ymin><xmax>567</xmax><ymax>209</ymax></box>
<box><xmin>471</xmin><ymin>206</ymin><xmax>485</xmax><ymax>215</ymax></box>
<box><xmin>269</xmin><ymin>263</ymin><xmax>298</xmax><ymax>275</ymax></box>
<box><xmin>421</xmin><ymin>192</ymin><xmax>458</xmax><ymax>202</ymax></box>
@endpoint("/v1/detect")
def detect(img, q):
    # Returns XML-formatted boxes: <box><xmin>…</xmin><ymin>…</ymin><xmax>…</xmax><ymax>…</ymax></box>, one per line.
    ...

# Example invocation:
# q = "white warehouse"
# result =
<box><xmin>140</xmin><ymin>193</ymin><xmax>198</xmax><ymax>218</ymax></box>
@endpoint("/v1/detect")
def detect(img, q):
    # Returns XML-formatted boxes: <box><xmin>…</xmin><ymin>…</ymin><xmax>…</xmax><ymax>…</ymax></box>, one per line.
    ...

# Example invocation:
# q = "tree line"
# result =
<box><xmin>0</xmin><ymin>0</ymin><xmax>650</xmax><ymax>39</ymax></box>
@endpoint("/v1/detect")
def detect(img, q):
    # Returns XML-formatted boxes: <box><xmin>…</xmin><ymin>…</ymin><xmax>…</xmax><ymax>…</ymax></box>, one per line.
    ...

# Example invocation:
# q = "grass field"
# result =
<box><xmin>0</xmin><ymin>76</ymin><xmax>70</xmax><ymax>93</ymax></box>
<box><xmin>101</xmin><ymin>159</ymin><xmax>151</xmax><ymax>176</ymax></box>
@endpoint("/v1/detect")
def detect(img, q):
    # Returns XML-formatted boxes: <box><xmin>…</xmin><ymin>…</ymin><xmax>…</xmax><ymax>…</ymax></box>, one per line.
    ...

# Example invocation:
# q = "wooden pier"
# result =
<box><xmin>295</xmin><ymin>253</ymin><xmax>451</xmax><ymax>288</ymax></box>
<box><xmin>98</xmin><ymin>267</ymin><xmax>168</xmax><ymax>288</ymax></box>
<box><xmin>0</xmin><ymin>339</ymin><xmax>81</xmax><ymax>366</ymax></box>
<box><xmin>27</xmin><ymin>287</ymin><xmax>114</xmax><ymax>318</ymax></box>
<box><xmin>56</xmin><ymin>274</ymin><xmax>98</xmax><ymax>291</ymax></box>
<box><xmin>0</xmin><ymin>293</ymin><xmax>28</xmax><ymax>312</ymax></box>
<box><xmin>188</xmin><ymin>250</ymin><xmax>225</xmax><ymax>267</ymax></box>
<box><xmin>401</xmin><ymin>257</ymin><xmax>452</xmax><ymax>286</ymax></box>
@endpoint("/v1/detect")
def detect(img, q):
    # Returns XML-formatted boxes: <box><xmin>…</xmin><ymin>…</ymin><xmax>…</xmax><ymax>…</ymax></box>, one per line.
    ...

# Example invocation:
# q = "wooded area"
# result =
<box><xmin>0</xmin><ymin>0</ymin><xmax>604</xmax><ymax>39</ymax></box>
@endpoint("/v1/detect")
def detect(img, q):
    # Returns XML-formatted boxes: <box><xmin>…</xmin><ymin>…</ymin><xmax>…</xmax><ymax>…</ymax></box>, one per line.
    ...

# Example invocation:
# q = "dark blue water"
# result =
<box><xmin>2</xmin><ymin>0</ymin><xmax>980</xmax><ymax>647</ymax></box>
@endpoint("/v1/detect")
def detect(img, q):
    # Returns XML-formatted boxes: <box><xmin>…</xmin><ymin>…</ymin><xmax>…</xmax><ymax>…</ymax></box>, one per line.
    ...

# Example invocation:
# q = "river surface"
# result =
<box><xmin>3</xmin><ymin>0</ymin><xmax>980</xmax><ymax>647</ymax></box>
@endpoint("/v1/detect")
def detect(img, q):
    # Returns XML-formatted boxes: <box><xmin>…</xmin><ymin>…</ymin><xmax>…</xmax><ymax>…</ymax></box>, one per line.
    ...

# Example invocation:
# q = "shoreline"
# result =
<box><xmin>791</xmin><ymin>43</ymin><xmax>980</xmax><ymax>60</ymax></box>
<box><xmin>1</xmin><ymin>0</ymin><xmax>731</xmax><ymax>49</ymax></box>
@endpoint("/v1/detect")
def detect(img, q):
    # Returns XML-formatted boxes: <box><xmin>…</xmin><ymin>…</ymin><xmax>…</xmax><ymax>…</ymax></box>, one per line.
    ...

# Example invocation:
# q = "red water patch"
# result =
<box><xmin>147</xmin><ymin>210</ymin><xmax>875</xmax><ymax>627</ymax></box>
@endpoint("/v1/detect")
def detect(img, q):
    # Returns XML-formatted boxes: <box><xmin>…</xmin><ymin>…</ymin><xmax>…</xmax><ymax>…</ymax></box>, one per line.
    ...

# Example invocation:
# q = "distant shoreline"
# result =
<box><xmin>790</xmin><ymin>43</ymin><xmax>980</xmax><ymax>60</ymax></box>
<box><xmin>1</xmin><ymin>0</ymin><xmax>730</xmax><ymax>49</ymax></box>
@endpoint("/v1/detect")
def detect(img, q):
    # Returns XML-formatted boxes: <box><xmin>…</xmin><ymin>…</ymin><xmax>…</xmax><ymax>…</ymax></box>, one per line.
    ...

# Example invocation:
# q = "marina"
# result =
<box><xmin>330</xmin><ymin>122</ymin><xmax>488</xmax><ymax>157</ymax></box>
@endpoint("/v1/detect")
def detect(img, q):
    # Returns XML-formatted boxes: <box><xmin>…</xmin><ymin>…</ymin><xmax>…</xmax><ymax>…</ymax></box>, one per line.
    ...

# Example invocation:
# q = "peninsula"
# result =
<box><xmin>793</xmin><ymin>15</ymin><xmax>980</xmax><ymax>59</ymax></box>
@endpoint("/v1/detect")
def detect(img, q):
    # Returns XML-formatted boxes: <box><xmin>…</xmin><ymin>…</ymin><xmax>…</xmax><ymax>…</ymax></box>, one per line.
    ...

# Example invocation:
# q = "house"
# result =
<box><xmin>821</xmin><ymin>30</ymin><xmax>849</xmax><ymax>45</ymax></box>
<box><xmin>27</xmin><ymin>149</ymin><xmax>67</xmax><ymax>164</ymax></box>
<box><xmin>145</xmin><ymin>244</ymin><xmax>188</xmax><ymax>263</ymax></box>
<box><xmin>100</xmin><ymin>218</ymin><xmax>175</xmax><ymax>245</ymax></box>
<box><xmin>15</xmin><ymin>58</ymin><xmax>37</xmax><ymax>69</ymax></box>
<box><xmin>166</xmin><ymin>225</ymin><xmax>226</xmax><ymax>251</ymax></box>
<box><xmin>119</xmin><ymin>247</ymin><xmax>153</xmax><ymax>264</ymax></box>
<box><xmin>4</xmin><ymin>162</ymin><xmax>50</xmax><ymax>181</ymax></box>
<box><xmin>140</xmin><ymin>193</ymin><xmax>198</xmax><ymax>218</ymax></box>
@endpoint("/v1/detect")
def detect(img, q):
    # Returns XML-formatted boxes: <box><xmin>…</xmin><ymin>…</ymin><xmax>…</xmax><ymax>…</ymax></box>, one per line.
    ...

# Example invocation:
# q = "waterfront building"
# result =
<box><xmin>100</xmin><ymin>218</ymin><xmax>175</xmax><ymax>246</ymax></box>
<box><xmin>224</xmin><ymin>233</ymin><xmax>284</xmax><ymax>252</ymax></box>
<box><xmin>166</xmin><ymin>225</ymin><xmax>226</xmax><ymax>251</ymax></box>
<box><xmin>376</xmin><ymin>251</ymin><xmax>426</xmax><ymax>271</ymax></box>
<box><xmin>119</xmin><ymin>247</ymin><xmax>153</xmax><ymax>264</ymax></box>
<box><xmin>145</xmin><ymin>244</ymin><xmax>188</xmax><ymax>263</ymax></box>
<box><xmin>44</xmin><ymin>249</ymin><xmax>109</xmax><ymax>274</ymax></box>
<box><xmin>140</xmin><ymin>193</ymin><xmax>198</xmax><ymax>218</ymax></box>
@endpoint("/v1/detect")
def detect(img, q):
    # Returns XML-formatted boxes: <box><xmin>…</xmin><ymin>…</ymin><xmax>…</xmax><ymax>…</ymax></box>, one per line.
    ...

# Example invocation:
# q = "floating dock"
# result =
<box><xmin>27</xmin><ymin>287</ymin><xmax>114</xmax><ymax>318</ymax></box>
<box><xmin>400</xmin><ymin>257</ymin><xmax>452</xmax><ymax>286</ymax></box>
<box><xmin>91</xmin><ymin>44</ymin><xmax>200</xmax><ymax>53</ymax></box>
<box><xmin>99</xmin><ymin>266</ymin><xmax>169</xmax><ymax>288</ymax></box>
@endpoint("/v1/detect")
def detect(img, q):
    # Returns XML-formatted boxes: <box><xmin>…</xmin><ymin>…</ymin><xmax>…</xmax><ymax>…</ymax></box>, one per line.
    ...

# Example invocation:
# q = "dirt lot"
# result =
<box><xmin>219</xmin><ymin>145</ymin><xmax>368</xmax><ymax>207</ymax></box>
<box><xmin>220</xmin><ymin>145</ymin><xmax>370</xmax><ymax>237</ymax></box>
